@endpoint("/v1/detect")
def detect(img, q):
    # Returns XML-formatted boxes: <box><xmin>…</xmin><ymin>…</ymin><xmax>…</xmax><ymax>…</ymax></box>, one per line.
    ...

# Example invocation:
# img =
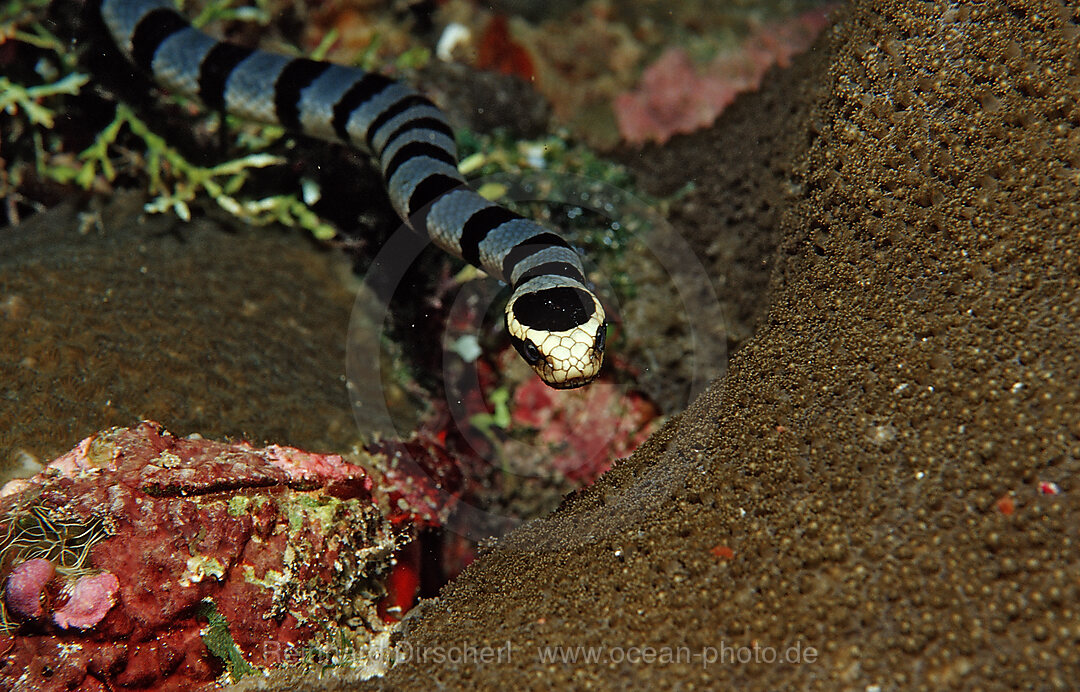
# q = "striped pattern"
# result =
<box><xmin>98</xmin><ymin>0</ymin><xmax>606</xmax><ymax>388</ymax></box>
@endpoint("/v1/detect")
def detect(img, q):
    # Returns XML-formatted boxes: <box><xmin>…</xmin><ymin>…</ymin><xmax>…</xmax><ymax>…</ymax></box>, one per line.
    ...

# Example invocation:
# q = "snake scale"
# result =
<box><xmin>95</xmin><ymin>0</ymin><xmax>607</xmax><ymax>388</ymax></box>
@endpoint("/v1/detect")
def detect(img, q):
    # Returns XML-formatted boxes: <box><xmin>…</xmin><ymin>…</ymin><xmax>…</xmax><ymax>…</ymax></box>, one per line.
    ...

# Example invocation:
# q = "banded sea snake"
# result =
<box><xmin>94</xmin><ymin>0</ymin><xmax>607</xmax><ymax>388</ymax></box>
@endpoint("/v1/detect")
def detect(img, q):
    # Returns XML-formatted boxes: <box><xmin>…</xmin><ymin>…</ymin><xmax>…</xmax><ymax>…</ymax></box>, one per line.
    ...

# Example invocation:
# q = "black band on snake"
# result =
<box><xmin>96</xmin><ymin>0</ymin><xmax>607</xmax><ymax>388</ymax></box>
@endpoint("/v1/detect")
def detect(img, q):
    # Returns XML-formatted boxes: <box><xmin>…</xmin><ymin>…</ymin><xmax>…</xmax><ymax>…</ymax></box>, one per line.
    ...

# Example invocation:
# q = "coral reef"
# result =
<box><xmin>0</xmin><ymin>422</ymin><xmax>401</xmax><ymax>689</ymax></box>
<box><xmin>11</xmin><ymin>0</ymin><xmax>1077</xmax><ymax>687</ymax></box>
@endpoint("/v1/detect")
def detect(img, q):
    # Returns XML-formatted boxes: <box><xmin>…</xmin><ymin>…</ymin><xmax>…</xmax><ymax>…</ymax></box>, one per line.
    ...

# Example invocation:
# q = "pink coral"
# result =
<box><xmin>52</xmin><ymin>572</ymin><xmax>119</xmax><ymax>630</ymax></box>
<box><xmin>615</xmin><ymin>8</ymin><xmax>835</xmax><ymax>144</ymax></box>
<box><xmin>4</xmin><ymin>558</ymin><xmax>54</xmax><ymax>619</ymax></box>
<box><xmin>615</xmin><ymin>47</ymin><xmax>744</xmax><ymax>145</ymax></box>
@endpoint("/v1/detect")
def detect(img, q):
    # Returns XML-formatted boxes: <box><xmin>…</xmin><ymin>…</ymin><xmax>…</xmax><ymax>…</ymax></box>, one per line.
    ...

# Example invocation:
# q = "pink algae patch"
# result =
<box><xmin>615</xmin><ymin>8</ymin><xmax>835</xmax><ymax>144</ymax></box>
<box><xmin>52</xmin><ymin>572</ymin><xmax>120</xmax><ymax>630</ymax></box>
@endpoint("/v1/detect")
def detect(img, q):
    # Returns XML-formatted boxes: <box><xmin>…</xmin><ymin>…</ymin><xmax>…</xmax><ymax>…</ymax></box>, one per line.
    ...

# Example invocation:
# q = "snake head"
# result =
<box><xmin>506</xmin><ymin>280</ymin><xmax>606</xmax><ymax>389</ymax></box>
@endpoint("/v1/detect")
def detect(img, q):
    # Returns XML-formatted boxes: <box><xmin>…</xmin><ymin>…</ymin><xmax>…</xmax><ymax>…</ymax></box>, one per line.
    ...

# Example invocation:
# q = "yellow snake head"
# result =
<box><xmin>506</xmin><ymin>278</ymin><xmax>607</xmax><ymax>389</ymax></box>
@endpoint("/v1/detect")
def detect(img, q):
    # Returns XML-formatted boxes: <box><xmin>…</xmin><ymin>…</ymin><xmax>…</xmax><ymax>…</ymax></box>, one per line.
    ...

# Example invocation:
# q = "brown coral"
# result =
<box><xmin>371</xmin><ymin>0</ymin><xmax>1080</xmax><ymax>688</ymax></box>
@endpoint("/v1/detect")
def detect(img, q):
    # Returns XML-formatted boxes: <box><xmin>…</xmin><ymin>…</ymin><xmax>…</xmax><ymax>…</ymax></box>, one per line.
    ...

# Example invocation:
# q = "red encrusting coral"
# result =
<box><xmin>0</xmin><ymin>421</ymin><xmax>402</xmax><ymax>690</ymax></box>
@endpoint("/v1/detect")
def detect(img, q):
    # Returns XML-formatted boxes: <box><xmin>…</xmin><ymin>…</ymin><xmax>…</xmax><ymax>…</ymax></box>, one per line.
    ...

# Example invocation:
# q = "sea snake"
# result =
<box><xmin>94</xmin><ymin>0</ymin><xmax>607</xmax><ymax>388</ymax></box>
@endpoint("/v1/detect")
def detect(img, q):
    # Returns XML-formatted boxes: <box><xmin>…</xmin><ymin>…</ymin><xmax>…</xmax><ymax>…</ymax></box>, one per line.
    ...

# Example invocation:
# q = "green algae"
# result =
<box><xmin>227</xmin><ymin>494</ymin><xmax>269</xmax><ymax>517</ymax></box>
<box><xmin>196</xmin><ymin>598</ymin><xmax>256</xmax><ymax>682</ymax></box>
<box><xmin>283</xmin><ymin>494</ymin><xmax>345</xmax><ymax>535</ymax></box>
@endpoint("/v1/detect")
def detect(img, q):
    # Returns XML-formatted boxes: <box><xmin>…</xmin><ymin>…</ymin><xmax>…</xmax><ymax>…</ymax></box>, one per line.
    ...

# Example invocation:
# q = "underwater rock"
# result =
<box><xmin>0</xmin><ymin>421</ymin><xmax>404</xmax><ymax>689</ymax></box>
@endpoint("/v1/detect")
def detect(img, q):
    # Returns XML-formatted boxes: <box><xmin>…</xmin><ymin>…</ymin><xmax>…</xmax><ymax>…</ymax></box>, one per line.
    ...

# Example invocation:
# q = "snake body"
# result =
<box><xmin>96</xmin><ymin>0</ymin><xmax>606</xmax><ymax>388</ymax></box>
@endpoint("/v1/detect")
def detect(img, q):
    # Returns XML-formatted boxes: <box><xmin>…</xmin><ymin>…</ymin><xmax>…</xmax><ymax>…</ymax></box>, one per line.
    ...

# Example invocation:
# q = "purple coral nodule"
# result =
<box><xmin>52</xmin><ymin>572</ymin><xmax>120</xmax><ymax>630</ymax></box>
<box><xmin>4</xmin><ymin>558</ymin><xmax>55</xmax><ymax>620</ymax></box>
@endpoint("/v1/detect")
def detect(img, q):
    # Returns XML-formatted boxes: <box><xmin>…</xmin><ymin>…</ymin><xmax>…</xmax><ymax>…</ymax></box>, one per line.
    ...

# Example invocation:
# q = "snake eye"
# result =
<box><xmin>522</xmin><ymin>340</ymin><xmax>541</xmax><ymax>364</ymax></box>
<box><xmin>594</xmin><ymin>322</ymin><xmax>607</xmax><ymax>353</ymax></box>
